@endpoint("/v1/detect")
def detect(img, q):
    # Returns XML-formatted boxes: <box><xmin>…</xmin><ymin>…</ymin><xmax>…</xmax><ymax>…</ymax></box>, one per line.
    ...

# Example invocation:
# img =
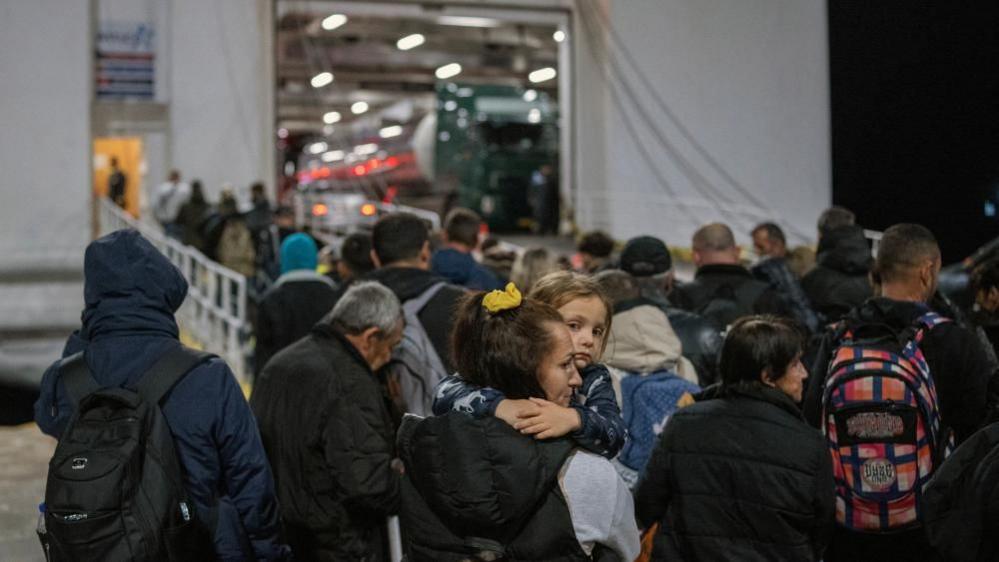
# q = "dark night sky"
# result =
<box><xmin>829</xmin><ymin>4</ymin><xmax>999</xmax><ymax>262</ymax></box>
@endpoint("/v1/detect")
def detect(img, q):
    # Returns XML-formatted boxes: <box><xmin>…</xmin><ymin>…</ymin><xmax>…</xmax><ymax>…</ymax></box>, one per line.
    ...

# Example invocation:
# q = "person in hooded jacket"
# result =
<box><xmin>254</xmin><ymin>232</ymin><xmax>338</xmax><ymax>377</ymax></box>
<box><xmin>400</xmin><ymin>286</ymin><xmax>640</xmax><ymax>562</ymax></box>
<box><xmin>635</xmin><ymin>315</ymin><xmax>835</xmax><ymax>561</ymax></box>
<box><xmin>801</xmin><ymin>209</ymin><xmax>873</xmax><ymax>324</ymax></box>
<box><xmin>34</xmin><ymin>229</ymin><xmax>290</xmax><ymax>561</ymax></box>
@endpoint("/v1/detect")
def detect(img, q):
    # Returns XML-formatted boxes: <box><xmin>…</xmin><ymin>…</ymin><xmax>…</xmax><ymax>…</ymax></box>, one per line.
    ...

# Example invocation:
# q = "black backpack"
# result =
<box><xmin>42</xmin><ymin>346</ymin><xmax>215</xmax><ymax>561</ymax></box>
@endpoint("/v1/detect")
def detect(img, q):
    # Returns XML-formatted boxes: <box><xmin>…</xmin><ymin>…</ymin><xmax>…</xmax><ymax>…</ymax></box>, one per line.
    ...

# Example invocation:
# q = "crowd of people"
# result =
<box><xmin>40</xmin><ymin>188</ymin><xmax>999</xmax><ymax>561</ymax></box>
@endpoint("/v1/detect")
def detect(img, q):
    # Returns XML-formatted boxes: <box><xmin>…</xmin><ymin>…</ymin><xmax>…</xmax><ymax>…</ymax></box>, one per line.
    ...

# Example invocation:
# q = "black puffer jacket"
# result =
<box><xmin>251</xmin><ymin>324</ymin><xmax>401</xmax><ymax>561</ymax></box>
<box><xmin>635</xmin><ymin>384</ymin><xmax>835</xmax><ymax>561</ymax></box>
<box><xmin>923</xmin><ymin>422</ymin><xmax>999</xmax><ymax>562</ymax></box>
<box><xmin>399</xmin><ymin>414</ymin><xmax>593</xmax><ymax>562</ymax></box>
<box><xmin>801</xmin><ymin>226</ymin><xmax>873</xmax><ymax>323</ymax></box>
<box><xmin>254</xmin><ymin>271</ymin><xmax>338</xmax><ymax>376</ymax></box>
<box><xmin>672</xmin><ymin>264</ymin><xmax>789</xmax><ymax>330</ymax></box>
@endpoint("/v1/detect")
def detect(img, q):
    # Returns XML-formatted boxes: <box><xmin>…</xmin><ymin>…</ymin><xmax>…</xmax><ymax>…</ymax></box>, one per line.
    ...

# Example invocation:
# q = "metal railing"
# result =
<box><xmin>97</xmin><ymin>199</ymin><xmax>250</xmax><ymax>382</ymax></box>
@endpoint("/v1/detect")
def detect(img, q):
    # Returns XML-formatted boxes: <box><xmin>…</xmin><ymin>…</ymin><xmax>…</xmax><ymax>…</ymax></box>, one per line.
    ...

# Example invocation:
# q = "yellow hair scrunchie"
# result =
<box><xmin>482</xmin><ymin>283</ymin><xmax>523</xmax><ymax>314</ymax></box>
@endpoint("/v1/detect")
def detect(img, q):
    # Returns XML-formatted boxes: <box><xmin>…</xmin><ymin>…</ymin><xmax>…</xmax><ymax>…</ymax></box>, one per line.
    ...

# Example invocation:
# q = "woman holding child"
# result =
<box><xmin>398</xmin><ymin>281</ymin><xmax>640</xmax><ymax>561</ymax></box>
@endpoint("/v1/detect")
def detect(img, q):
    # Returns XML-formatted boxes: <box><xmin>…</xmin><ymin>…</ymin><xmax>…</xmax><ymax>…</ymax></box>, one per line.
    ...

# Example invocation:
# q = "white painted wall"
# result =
<box><xmin>168</xmin><ymin>0</ymin><xmax>275</xmax><ymax>206</ymax></box>
<box><xmin>0</xmin><ymin>0</ymin><xmax>92</xmax><ymax>270</ymax></box>
<box><xmin>573</xmin><ymin>0</ymin><xmax>830</xmax><ymax>247</ymax></box>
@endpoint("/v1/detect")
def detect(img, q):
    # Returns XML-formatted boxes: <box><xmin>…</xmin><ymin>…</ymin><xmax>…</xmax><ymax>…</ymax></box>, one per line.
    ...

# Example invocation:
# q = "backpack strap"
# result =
<box><xmin>135</xmin><ymin>347</ymin><xmax>217</xmax><ymax>405</ymax></box>
<box><xmin>59</xmin><ymin>351</ymin><xmax>100</xmax><ymax>407</ymax></box>
<box><xmin>913</xmin><ymin>311</ymin><xmax>951</xmax><ymax>343</ymax></box>
<box><xmin>405</xmin><ymin>281</ymin><xmax>448</xmax><ymax>315</ymax></box>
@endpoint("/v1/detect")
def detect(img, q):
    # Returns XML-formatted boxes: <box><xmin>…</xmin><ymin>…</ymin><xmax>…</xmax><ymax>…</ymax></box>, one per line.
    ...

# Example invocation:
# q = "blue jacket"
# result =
<box><xmin>34</xmin><ymin>229</ymin><xmax>290</xmax><ymax>561</ymax></box>
<box><xmin>430</xmin><ymin>247</ymin><xmax>502</xmax><ymax>291</ymax></box>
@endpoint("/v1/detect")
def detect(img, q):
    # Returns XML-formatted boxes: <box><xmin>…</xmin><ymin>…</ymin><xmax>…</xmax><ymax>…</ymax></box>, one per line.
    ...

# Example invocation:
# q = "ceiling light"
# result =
<box><xmin>308</xmin><ymin>141</ymin><xmax>328</xmax><ymax>154</ymax></box>
<box><xmin>323</xmin><ymin>111</ymin><xmax>341</xmax><ymax>124</ymax></box>
<box><xmin>351</xmin><ymin>101</ymin><xmax>369</xmax><ymax>114</ymax></box>
<box><xmin>396</xmin><ymin>33</ymin><xmax>425</xmax><ymax>51</ymax></box>
<box><xmin>528</xmin><ymin>67</ymin><xmax>557</xmax><ymax>84</ymax></box>
<box><xmin>437</xmin><ymin>16</ymin><xmax>499</xmax><ymax>28</ymax></box>
<box><xmin>354</xmin><ymin>143</ymin><xmax>378</xmax><ymax>156</ymax></box>
<box><xmin>311</xmin><ymin>71</ymin><xmax>334</xmax><ymax>88</ymax></box>
<box><xmin>379</xmin><ymin>125</ymin><xmax>403</xmax><ymax>138</ymax></box>
<box><xmin>321</xmin><ymin>150</ymin><xmax>345</xmax><ymax>162</ymax></box>
<box><xmin>527</xmin><ymin>108</ymin><xmax>541</xmax><ymax>124</ymax></box>
<box><xmin>522</xmin><ymin>89</ymin><xmax>538</xmax><ymax>102</ymax></box>
<box><xmin>321</xmin><ymin>14</ymin><xmax>348</xmax><ymax>31</ymax></box>
<box><xmin>435</xmin><ymin>63</ymin><xmax>462</xmax><ymax>80</ymax></box>
<box><xmin>553</xmin><ymin>30</ymin><xmax>566</xmax><ymax>43</ymax></box>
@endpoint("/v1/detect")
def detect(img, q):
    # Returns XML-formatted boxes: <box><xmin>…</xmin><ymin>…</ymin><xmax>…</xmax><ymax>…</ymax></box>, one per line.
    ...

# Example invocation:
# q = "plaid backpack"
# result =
<box><xmin>821</xmin><ymin>310</ymin><xmax>955</xmax><ymax>532</ymax></box>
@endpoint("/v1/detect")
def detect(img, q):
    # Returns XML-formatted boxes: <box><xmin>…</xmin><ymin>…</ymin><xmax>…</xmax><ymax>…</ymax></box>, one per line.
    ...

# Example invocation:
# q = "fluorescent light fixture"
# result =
<box><xmin>437</xmin><ymin>16</ymin><xmax>499</xmax><ymax>28</ymax></box>
<box><xmin>396</xmin><ymin>33</ymin><xmax>425</xmax><ymax>51</ymax></box>
<box><xmin>527</xmin><ymin>108</ymin><xmax>541</xmax><ymax>124</ymax></box>
<box><xmin>522</xmin><ymin>89</ymin><xmax>538</xmax><ymax>102</ymax></box>
<box><xmin>308</xmin><ymin>141</ymin><xmax>328</xmax><ymax>154</ymax></box>
<box><xmin>354</xmin><ymin>143</ymin><xmax>378</xmax><ymax>156</ymax></box>
<box><xmin>351</xmin><ymin>101</ymin><xmax>369</xmax><ymax>114</ymax></box>
<box><xmin>528</xmin><ymin>67</ymin><xmax>557</xmax><ymax>84</ymax></box>
<box><xmin>323</xmin><ymin>111</ymin><xmax>341</xmax><ymax>124</ymax></box>
<box><xmin>379</xmin><ymin>125</ymin><xmax>403</xmax><ymax>138</ymax></box>
<box><xmin>553</xmin><ymin>30</ymin><xmax>566</xmax><ymax>43</ymax></box>
<box><xmin>321</xmin><ymin>150</ymin><xmax>345</xmax><ymax>162</ymax></box>
<box><xmin>321</xmin><ymin>14</ymin><xmax>348</xmax><ymax>31</ymax></box>
<box><xmin>311</xmin><ymin>72</ymin><xmax>334</xmax><ymax>88</ymax></box>
<box><xmin>435</xmin><ymin>63</ymin><xmax>462</xmax><ymax>80</ymax></box>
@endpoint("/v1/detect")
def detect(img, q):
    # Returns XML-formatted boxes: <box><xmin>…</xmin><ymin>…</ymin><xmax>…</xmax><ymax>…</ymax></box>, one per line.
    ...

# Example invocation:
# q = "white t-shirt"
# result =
<box><xmin>558</xmin><ymin>449</ymin><xmax>641</xmax><ymax>561</ymax></box>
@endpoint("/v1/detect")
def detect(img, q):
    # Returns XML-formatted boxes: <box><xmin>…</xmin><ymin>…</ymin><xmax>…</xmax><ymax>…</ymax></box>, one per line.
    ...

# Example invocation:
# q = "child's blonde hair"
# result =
<box><xmin>528</xmin><ymin>271</ymin><xmax>614</xmax><ymax>354</ymax></box>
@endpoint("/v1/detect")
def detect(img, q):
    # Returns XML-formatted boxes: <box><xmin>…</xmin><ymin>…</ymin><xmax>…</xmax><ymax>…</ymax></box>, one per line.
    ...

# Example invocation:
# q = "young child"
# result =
<box><xmin>435</xmin><ymin>271</ymin><xmax>626</xmax><ymax>458</ymax></box>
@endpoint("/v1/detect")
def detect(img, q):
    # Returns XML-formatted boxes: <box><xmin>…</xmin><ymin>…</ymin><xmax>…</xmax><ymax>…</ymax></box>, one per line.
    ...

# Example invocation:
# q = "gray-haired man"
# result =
<box><xmin>251</xmin><ymin>281</ymin><xmax>404</xmax><ymax>561</ymax></box>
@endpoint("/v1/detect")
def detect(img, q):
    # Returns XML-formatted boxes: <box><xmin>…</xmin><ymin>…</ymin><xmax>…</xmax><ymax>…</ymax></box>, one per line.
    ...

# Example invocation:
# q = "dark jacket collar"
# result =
<box><xmin>363</xmin><ymin>266</ymin><xmax>449</xmax><ymax>301</ymax></box>
<box><xmin>311</xmin><ymin>323</ymin><xmax>373</xmax><ymax>375</ymax></box>
<box><xmin>852</xmin><ymin>297</ymin><xmax>931</xmax><ymax>327</ymax></box>
<box><xmin>694</xmin><ymin>263</ymin><xmax>753</xmax><ymax>280</ymax></box>
<box><xmin>695</xmin><ymin>382</ymin><xmax>804</xmax><ymax>420</ymax></box>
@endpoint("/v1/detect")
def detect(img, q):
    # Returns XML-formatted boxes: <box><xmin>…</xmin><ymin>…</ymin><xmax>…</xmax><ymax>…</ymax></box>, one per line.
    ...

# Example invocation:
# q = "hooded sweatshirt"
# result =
<box><xmin>254</xmin><ymin>233</ymin><xmax>337</xmax><ymax>375</ymax></box>
<box><xmin>34</xmin><ymin>229</ymin><xmax>289</xmax><ymax>561</ymax></box>
<box><xmin>802</xmin><ymin>225</ymin><xmax>874</xmax><ymax>322</ymax></box>
<box><xmin>603</xmin><ymin>301</ymin><xmax>698</xmax><ymax>385</ymax></box>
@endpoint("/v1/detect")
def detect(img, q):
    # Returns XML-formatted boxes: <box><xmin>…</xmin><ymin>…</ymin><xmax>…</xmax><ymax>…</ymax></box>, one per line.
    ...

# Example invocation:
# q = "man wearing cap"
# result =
<box><xmin>671</xmin><ymin>223</ymin><xmax>788</xmax><ymax>332</ymax></box>
<box><xmin>614</xmin><ymin>235</ymin><xmax>724</xmax><ymax>386</ymax></box>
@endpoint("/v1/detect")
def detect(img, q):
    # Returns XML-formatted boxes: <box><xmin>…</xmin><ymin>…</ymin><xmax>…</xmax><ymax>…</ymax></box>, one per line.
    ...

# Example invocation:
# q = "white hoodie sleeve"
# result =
<box><xmin>559</xmin><ymin>449</ymin><xmax>641</xmax><ymax>561</ymax></box>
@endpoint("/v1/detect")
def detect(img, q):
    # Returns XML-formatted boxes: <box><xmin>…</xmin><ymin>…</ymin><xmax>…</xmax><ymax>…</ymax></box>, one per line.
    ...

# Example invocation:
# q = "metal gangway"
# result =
<box><xmin>97</xmin><ymin>199</ymin><xmax>250</xmax><ymax>383</ymax></box>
